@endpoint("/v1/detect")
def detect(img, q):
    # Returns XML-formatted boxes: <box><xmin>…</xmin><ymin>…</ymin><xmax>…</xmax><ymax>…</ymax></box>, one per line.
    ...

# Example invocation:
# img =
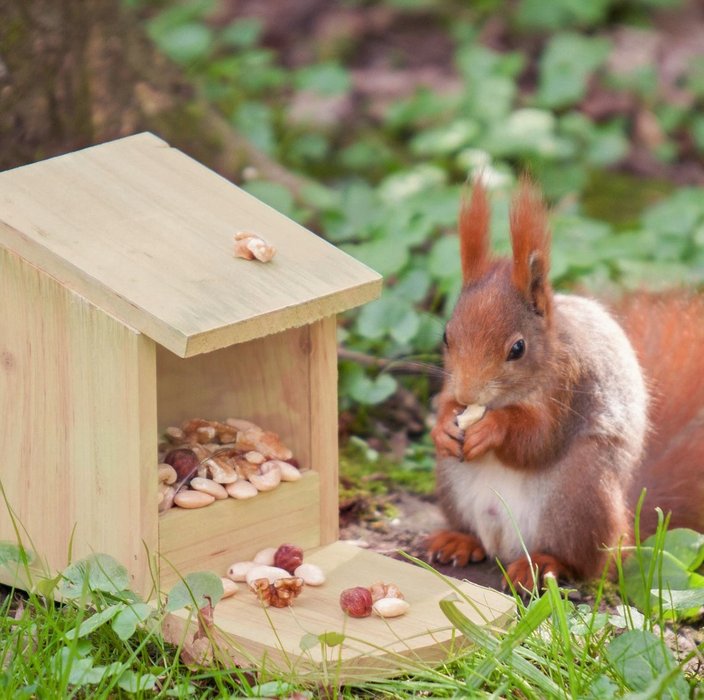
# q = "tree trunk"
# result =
<box><xmin>0</xmin><ymin>0</ymin><xmax>312</xmax><ymax>194</ymax></box>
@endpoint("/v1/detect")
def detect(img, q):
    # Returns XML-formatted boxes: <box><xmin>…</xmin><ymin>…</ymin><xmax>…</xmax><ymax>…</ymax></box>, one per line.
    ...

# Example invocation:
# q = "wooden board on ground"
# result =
<box><xmin>163</xmin><ymin>541</ymin><xmax>515</xmax><ymax>682</ymax></box>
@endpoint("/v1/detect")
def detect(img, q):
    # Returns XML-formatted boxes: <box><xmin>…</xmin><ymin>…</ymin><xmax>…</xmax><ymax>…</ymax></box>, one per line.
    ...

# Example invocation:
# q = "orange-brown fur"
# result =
<box><xmin>616</xmin><ymin>293</ymin><xmax>704</xmax><ymax>536</ymax></box>
<box><xmin>429</xmin><ymin>179</ymin><xmax>703</xmax><ymax>589</ymax></box>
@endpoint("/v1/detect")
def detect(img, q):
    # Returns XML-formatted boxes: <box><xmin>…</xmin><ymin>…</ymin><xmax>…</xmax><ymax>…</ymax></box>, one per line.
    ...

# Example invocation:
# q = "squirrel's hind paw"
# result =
<box><xmin>427</xmin><ymin>529</ymin><xmax>486</xmax><ymax>567</ymax></box>
<box><xmin>503</xmin><ymin>553</ymin><xmax>571</xmax><ymax>594</ymax></box>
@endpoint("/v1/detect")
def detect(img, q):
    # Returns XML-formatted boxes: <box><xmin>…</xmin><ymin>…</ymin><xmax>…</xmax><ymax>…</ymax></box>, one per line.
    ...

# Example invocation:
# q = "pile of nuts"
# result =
<box><xmin>225</xmin><ymin>543</ymin><xmax>325</xmax><ymax>608</ymax></box>
<box><xmin>339</xmin><ymin>582</ymin><xmax>409</xmax><ymax>619</ymax></box>
<box><xmin>157</xmin><ymin>418</ymin><xmax>303</xmax><ymax>512</ymax></box>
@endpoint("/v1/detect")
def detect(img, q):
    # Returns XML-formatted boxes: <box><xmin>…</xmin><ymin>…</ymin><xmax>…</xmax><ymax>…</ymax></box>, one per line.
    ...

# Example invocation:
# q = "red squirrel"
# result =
<box><xmin>428</xmin><ymin>178</ymin><xmax>704</xmax><ymax>591</ymax></box>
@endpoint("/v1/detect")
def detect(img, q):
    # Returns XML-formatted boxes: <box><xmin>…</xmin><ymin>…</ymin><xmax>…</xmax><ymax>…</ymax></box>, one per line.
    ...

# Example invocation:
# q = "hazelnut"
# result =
<box><xmin>273</xmin><ymin>544</ymin><xmax>304</xmax><ymax>574</ymax></box>
<box><xmin>339</xmin><ymin>586</ymin><xmax>373</xmax><ymax>618</ymax></box>
<box><xmin>164</xmin><ymin>448</ymin><xmax>199</xmax><ymax>483</ymax></box>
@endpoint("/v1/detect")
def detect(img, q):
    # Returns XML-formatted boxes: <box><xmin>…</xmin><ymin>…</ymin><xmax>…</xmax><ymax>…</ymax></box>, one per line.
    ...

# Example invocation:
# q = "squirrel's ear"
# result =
<box><xmin>459</xmin><ymin>180</ymin><xmax>491</xmax><ymax>284</ymax></box>
<box><xmin>510</xmin><ymin>177</ymin><xmax>552</xmax><ymax>316</ymax></box>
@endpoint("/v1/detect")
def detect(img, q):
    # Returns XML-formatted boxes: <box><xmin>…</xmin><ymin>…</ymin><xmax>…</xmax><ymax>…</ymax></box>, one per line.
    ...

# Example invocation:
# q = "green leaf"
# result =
<box><xmin>152</xmin><ymin>22</ymin><xmax>213</xmax><ymax>65</ymax></box>
<box><xmin>250</xmin><ymin>681</ymin><xmax>295</xmax><ymax>696</ymax></box>
<box><xmin>0</xmin><ymin>542</ymin><xmax>33</xmax><ymax>567</ymax></box>
<box><xmin>59</xmin><ymin>554</ymin><xmax>130</xmax><ymax>598</ymax></box>
<box><xmin>65</xmin><ymin>604</ymin><xmax>123</xmax><ymax>640</ymax></box>
<box><xmin>241</xmin><ymin>181</ymin><xmax>295</xmax><ymax>218</ymax></box>
<box><xmin>220</xmin><ymin>18</ymin><xmax>263</xmax><ymax>48</ymax></box>
<box><xmin>231</xmin><ymin>102</ymin><xmax>275</xmax><ymax>155</ymax></box>
<box><xmin>356</xmin><ymin>296</ymin><xmax>419</xmax><ymax>342</ymax></box>
<box><xmin>111</xmin><ymin>602</ymin><xmax>153</xmax><ymax>640</ymax></box>
<box><xmin>166</xmin><ymin>572</ymin><xmax>224</xmax><ymax>612</ymax></box>
<box><xmin>342</xmin><ymin>365</ymin><xmax>397</xmax><ymax>405</ymax></box>
<box><xmin>651</xmin><ymin>528</ymin><xmax>704</xmax><ymax>570</ymax></box>
<box><xmin>299</xmin><ymin>632</ymin><xmax>319</xmax><ymax>652</ymax></box>
<box><xmin>295</xmin><ymin>63</ymin><xmax>351</xmax><ymax>96</ymax></box>
<box><xmin>319</xmin><ymin>631</ymin><xmax>345</xmax><ymax>647</ymax></box>
<box><xmin>410</xmin><ymin>119</ymin><xmax>480</xmax><ymax>156</ymax></box>
<box><xmin>342</xmin><ymin>237</ymin><xmax>409</xmax><ymax>277</ymax></box>
<box><xmin>117</xmin><ymin>670</ymin><xmax>158</xmax><ymax>693</ymax></box>
<box><xmin>606</xmin><ymin>630</ymin><xmax>688</xmax><ymax>697</ymax></box>
<box><xmin>641</xmin><ymin>188</ymin><xmax>704</xmax><ymax>238</ymax></box>
<box><xmin>537</xmin><ymin>34</ymin><xmax>611</xmax><ymax>108</ymax></box>
<box><xmin>379</xmin><ymin>165</ymin><xmax>446</xmax><ymax>203</ymax></box>
<box><xmin>393</xmin><ymin>268</ymin><xmax>431</xmax><ymax>303</ymax></box>
<box><xmin>516</xmin><ymin>0</ymin><xmax>611</xmax><ymax>30</ymax></box>
<box><xmin>428</xmin><ymin>236</ymin><xmax>460</xmax><ymax>280</ymax></box>
<box><xmin>485</xmin><ymin>109</ymin><xmax>572</xmax><ymax>159</ymax></box>
<box><xmin>653</xmin><ymin>587</ymin><xmax>704</xmax><ymax>614</ymax></box>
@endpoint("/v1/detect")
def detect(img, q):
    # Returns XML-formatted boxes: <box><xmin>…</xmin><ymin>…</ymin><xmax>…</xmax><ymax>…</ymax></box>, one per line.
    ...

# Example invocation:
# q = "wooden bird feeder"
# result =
<box><xmin>0</xmin><ymin>133</ymin><xmax>512</xmax><ymax>679</ymax></box>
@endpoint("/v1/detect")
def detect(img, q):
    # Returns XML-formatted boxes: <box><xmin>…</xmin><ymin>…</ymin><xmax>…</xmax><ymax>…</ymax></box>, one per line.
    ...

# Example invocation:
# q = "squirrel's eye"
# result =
<box><xmin>507</xmin><ymin>338</ymin><xmax>526</xmax><ymax>361</ymax></box>
<box><xmin>442</xmin><ymin>330</ymin><xmax>449</xmax><ymax>348</ymax></box>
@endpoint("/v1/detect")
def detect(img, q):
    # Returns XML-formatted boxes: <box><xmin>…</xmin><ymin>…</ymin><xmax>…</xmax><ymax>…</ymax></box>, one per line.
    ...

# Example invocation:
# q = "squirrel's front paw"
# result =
<box><xmin>427</xmin><ymin>529</ymin><xmax>486</xmax><ymax>566</ymax></box>
<box><xmin>462</xmin><ymin>411</ymin><xmax>507</xmax><ymax>460</ymax></box>
<box><xmin>504</xmin><ymin>553</ymin><xmax>571</xmax><ymax>594</ymax></box>
<box><xmin>431</xmin><ymin>417</ymin><xmax>463</xmax><ymax>459</ymax></box>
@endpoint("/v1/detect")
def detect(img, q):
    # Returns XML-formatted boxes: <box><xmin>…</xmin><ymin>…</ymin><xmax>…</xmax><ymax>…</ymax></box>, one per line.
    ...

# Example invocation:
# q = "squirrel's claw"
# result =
<box><xmin>426</xmin><ymin>529</ymin><xmax>486</xmax><ymax>567</ymax></box>
<box><xmin>503</xmin><ymin>553</ymin><xmax>571</xmax><ymax>594</ymax></box>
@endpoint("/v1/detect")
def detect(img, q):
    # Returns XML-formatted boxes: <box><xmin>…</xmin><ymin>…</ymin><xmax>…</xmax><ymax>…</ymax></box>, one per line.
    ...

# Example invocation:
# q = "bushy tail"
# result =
<box><xmin>615</xmin><ymin>293</ymin><xmax>704</xmax><ymax>537</ymax></box>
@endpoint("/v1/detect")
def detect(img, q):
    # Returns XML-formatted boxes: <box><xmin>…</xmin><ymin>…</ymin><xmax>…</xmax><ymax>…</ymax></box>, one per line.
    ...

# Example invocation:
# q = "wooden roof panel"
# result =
<box><xmin>0</xmin><ymin>133</ymin><xmax>381</xmax><ymax>356</ymax></box>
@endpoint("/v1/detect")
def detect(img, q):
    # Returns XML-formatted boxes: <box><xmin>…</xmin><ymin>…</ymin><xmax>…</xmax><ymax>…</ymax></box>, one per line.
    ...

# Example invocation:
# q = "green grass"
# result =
<box><xmin>1</xmin><ymin>508</ymin><xmax>702</xmax><ymax>698</ymax></box>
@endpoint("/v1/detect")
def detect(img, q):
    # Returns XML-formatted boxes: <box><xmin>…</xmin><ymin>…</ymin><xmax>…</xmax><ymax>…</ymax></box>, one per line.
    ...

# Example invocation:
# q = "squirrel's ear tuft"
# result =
<box><xmin>459</xmin><ymin>179</ymin><xmax>491</xmax><ymax>284</ymax></box>
<box><xmin>510</xmin><ymin>177</ymin><xmax>552</xmax><ymax>316</ymax></box>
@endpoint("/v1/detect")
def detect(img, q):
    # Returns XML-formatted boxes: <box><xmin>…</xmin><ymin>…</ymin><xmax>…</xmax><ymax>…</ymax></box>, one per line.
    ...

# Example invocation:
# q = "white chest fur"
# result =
<box><xmin>439</xmin><ymin>453</ymin><xmax>547</xmax><ymax>562</ymax></box>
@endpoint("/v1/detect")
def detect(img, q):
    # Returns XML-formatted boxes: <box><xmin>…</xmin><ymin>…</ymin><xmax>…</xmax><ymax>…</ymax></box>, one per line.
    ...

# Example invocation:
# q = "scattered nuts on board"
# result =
<box><xmin>221</xmin><ymin>578</ymin><xmax>239</xmax><ymax>599</ymax></box>
<box><xmin>456</xmin><ymin>404</ymin><xmax>486</xmax><ymax>431</ymax></box>
<box><xmin>250</xmin><ymin>576</ymin><xmax>304</xmax><ymax>608</ymax></box>
<box><xmin>369</xmin><ymin>581</ymin><xmax>404</xmax><ymax>603</ymax></box>
<box><xmin>340</xmin><ymin>581</ymin><xmax>408</xmax><ymax>619</ymax></box>
<box><xmin>157</xmin><ymin>418</ymin><xmax>303</xmax><ymax>512</ymax></box>
<box><xmin>294</xmin><ymin>563</ymin><xmax>325</xmax><ymax>586</ymax></box>
<box><xmin>245</xmin><ymin>565</ymin><xmax>292</xmax><ymax>587</ymax></box>
<box><xmin>224</xmin><ymin>542</ymin><xmax>323</xmax><ymax>607</ymax></box>
<box><xmin>226</xmin><ymin>561</ymin><xmax>256</xmax><ymax>582</ymax></box>
<box><xmin>233</xmin><ymin>231</ymin><xmax>276</xmax><ymax>263</ymax></box>
<box><xmin>339</xmin><ymin>587</ymin><xmax>373</xmax><ymax>618</ymax></box>
<box><xmin>273</xmin><ymin>544</ymin><xmax>304</xmax><ymax>574</ymax></box>
<box><xmin>372</xmin><ymin>597</ymin><xmax>410</xmax><ymax>618</ymax></box>
<box><xmin>252</xmin><ymin>547</ymin><xmax>277</xmax><ymax>566</ymax></box>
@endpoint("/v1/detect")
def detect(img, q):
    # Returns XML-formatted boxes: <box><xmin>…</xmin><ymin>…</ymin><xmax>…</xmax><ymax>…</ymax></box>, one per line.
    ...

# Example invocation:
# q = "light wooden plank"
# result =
<box><xmin>0</xmin><ymin>248</ymin><xmax>157</xmax><ymax>594</ymax></box>
<box><xmin>158</xmin><ymin>474</ymin><xmax>321</xmax><ymax>591</ymax></box>
<box><xmin>308</xmin><ymin>317</ymin><xmax>339</xmax><ymax>545</ymax></box>
<box><xmin>163</xmin><ymin>541</ymin><xmax>515</xmax><ymax>682</ymax></box>
<box><xmin>0</xmin><ymin>133</ymin><xmax>382</xmax><ymax>357</ymax></box>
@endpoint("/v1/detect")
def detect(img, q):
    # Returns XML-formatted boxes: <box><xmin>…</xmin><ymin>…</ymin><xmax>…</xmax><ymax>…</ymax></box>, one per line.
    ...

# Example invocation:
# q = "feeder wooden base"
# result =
<box><xmin>162</xmin><ymin>541</ymin><xmax>514</xmax><ymax>682</ymax></box>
